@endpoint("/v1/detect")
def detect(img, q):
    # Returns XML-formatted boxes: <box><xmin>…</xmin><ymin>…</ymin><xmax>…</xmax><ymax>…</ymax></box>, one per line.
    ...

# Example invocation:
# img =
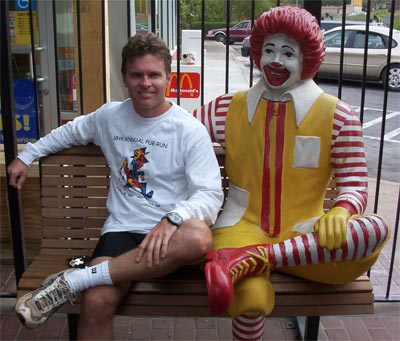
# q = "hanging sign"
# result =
<box><xmin>0</xmin><ymin>79</ymin><xmax>38</xmax><ymax>144</ymax></box>
<box><xmin>15</xmin><ymin>0</ymin><xmax>36</xmax><ymax>10</ymax></box>
<box><xmin>9</xmin><ymin>10</ymin><xmax>38</xmax><ymax>46</ymax></box>
<box><xmin>165</xmin><ymin>72</ymin><xmax>200</xmax><ymax>99</ymax></box>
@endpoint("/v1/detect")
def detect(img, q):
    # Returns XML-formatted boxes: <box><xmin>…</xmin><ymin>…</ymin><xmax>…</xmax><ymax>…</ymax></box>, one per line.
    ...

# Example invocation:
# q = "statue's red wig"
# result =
<box><xmin>250</xmin><ymin>6</ymin><xmax>325</xmax><ymax>80</ymax></box>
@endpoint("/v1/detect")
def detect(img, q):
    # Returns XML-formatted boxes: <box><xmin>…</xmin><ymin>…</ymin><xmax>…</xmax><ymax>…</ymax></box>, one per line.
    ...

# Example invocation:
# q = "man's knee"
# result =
<box><xmin>81</xmin><ymin>285</ymin><xmax>124</xmax><ymax>317</ymax></box>
<box><xmin>180</xmin><ymin>219</ymin><xmax>212</xmax><ymax>260</ymax></box>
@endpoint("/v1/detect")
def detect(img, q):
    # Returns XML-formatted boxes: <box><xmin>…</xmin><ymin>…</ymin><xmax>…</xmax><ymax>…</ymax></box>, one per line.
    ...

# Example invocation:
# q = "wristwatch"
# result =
<box><xmin>163</xmin><ymin>212</ymin><xmax>183</xmax><ymax>227</ymax></box>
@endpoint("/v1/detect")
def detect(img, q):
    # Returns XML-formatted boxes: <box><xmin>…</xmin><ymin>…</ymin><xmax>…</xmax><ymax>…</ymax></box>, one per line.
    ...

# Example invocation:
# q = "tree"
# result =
<box><xmin>180</xmin><ymin>0</ymin><xmax>277</xmax><ymax>26</ymax></box>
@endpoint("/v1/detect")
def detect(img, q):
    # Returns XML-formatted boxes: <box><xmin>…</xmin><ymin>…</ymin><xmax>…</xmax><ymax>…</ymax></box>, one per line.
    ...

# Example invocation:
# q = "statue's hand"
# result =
<box><xmin>314</xmin><ymin>207</ymin><xmax>350</xmax><ymax>250</ymax></box>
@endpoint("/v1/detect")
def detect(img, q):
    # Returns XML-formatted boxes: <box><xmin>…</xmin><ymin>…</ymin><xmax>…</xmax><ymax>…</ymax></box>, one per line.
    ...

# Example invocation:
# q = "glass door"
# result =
<box><xmin>3</xmin><ymin>0</ymin><xmax>78</xmax><ymax>144</ymax></box>
<box><xmin>54</xmin><ymin>0</ymin><xmax>79</xmax><ymax>124</ymax></box>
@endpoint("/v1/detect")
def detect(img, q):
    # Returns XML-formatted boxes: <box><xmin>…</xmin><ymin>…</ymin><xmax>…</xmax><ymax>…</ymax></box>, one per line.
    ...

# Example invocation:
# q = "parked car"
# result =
<box><xmin>241</xmin><ymin>36</ymin><xmax>251</xmax><ymax>57</ymax></box>
<box><xmin>207</xmin><ymin>20</ymin><xmax>252</xmax><ymax>44</ymax></box>
<box><xmin>241</xmin><ymin>21</ymin><xmax>388</xmax><ymax>58</ymax></box>
<box><xmin>320</xmin><ymin>19</ymin><xmax>385</xmax><ymax>32</ymax></box>
<box><xmin>319</xmin><ymin>25</ymin><xmax>400</xmax><ymax>91</ymax></box>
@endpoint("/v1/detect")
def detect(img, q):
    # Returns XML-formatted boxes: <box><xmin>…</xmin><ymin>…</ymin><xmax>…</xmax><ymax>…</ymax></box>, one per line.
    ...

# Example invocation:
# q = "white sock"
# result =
<box><xmin>64</xmin><ymin>260</ymin><xmax>113</xmax><ymax>294</ymax></box>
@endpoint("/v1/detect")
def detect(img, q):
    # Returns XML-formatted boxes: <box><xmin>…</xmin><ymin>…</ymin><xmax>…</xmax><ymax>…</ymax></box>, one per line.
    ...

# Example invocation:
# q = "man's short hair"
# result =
<box><xmin>121</xmin><ymin>32</ymin><xmax>172</xmax><ymax>75</ymax></box>
<box><xmin>250</xmin><ymin>6</ymin><xmax>325</xmax><ymax>80</ymax></box>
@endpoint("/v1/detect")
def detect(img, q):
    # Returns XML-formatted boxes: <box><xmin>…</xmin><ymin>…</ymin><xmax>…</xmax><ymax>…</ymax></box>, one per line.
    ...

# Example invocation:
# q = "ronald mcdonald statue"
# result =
<box><xmin>192</xmin><ymin>6</ymin><xmax>390</xmax><ymax>340</ymax></box>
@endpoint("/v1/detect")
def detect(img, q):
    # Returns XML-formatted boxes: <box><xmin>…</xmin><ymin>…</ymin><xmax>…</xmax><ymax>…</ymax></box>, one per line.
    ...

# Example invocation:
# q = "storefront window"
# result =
<box><xmin>55</xmin><ymin>0</ymin><xmax>78</xmax><ymax>120</ymax></box>
<box><xmin>2</xmin><ymin>0</ymin><xmax>39</xmax><ymax>145</ymax></box>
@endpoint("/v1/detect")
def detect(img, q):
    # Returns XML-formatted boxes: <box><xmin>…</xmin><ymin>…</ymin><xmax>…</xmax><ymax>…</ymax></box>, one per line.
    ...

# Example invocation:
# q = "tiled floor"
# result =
<box><xmin>1</xmin><ymin>263</ymin><xmax>399</xmax><ymax>340</ymax></box>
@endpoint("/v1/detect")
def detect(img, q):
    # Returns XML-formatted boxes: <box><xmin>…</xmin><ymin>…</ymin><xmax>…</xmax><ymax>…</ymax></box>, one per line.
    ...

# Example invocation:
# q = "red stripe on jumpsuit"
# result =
<box><xmin>261</xmin><ymin>101</ymin><xmax>285</xmax><ymax>237</ymax></box>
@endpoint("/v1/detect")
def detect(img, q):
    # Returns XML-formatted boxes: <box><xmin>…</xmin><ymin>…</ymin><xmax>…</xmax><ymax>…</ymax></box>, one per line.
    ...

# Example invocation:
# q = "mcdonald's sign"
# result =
<box><xmin>166</xmin><ymin>72</ymin><xmax>200</xmax><ymax>99</ymax></box>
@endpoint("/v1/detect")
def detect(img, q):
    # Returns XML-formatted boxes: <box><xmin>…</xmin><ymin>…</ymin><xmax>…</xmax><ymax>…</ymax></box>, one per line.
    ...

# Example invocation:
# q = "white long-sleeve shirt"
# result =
<box><xmin>18</xmin><ymin>99</ymin><xmax>224</xmax><ymax>234</ymax></box>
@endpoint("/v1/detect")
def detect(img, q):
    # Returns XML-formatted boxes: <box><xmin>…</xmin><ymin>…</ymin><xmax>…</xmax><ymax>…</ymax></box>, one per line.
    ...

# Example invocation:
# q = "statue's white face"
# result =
<box><xmin>260</xmin><ymin>33</ymin><xmax>303</xmax><ymax>91</ymax></box>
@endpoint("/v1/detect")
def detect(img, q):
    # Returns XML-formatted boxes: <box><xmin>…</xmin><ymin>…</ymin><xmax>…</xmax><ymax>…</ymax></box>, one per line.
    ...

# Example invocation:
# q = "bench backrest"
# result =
<box><xmin>39</xmin><ymin>144</ymin><xmax>337</xmax><ymax>255</ymax></box>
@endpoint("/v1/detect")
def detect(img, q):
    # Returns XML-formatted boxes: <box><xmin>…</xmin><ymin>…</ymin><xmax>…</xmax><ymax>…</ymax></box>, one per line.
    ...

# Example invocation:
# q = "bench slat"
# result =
<box><xmin>42</xmin><ymin>197</ymin><xmax>107</xmax><ymax>208</ymax></box>
<box><xmin>42</xmin><ymin>207</ymin><xmax>109</xmax><ymax>218</ymax></box>
<box><xmin>41</xmin><ymin>187</ymin><xmax>109</xmax><ymax>197</ymax></box>
<box><xmin>41</xmin><ymin>177</ymin><xmax>110</xmax><ymax>187</ymax></box>
<box><xmin>42</xmin><ymin>228</ymin><xmax>101</xmax><ymax>239</ymax></box>
<box><xmin>41</xmin><ymin>239</ymin><xmax>99</xmax><ymax>249</ymax></box>
<box><xmin>41</xmin><ymin>155</ymin><xmax>107</xmax><ymax>165</ymax></box>
<box><xmin>41</xmin><ymin>165</ymin><xmax>110</xmax><ymax>176</ymax></box>
<box><xmin>42</xmin><ymin>218</ymin><xmax>104</xmax><ymax>229</ymax></box>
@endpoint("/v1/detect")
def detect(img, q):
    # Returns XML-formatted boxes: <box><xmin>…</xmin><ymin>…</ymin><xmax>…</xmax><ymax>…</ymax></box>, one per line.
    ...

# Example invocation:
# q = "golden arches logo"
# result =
<box><xmin>166</xmin><ymin>72</ymin><xmax>200</xmax><ymax>98</ymax></box>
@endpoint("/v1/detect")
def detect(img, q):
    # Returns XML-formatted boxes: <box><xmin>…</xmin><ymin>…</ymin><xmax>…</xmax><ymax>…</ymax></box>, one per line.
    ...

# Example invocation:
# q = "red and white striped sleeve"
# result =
<box><xmin>192</xmin><ymin>94</ymin><xmax>233</xmax><ymax>146</ymax></box>
<box><xmin>331</xmin><ymin>100</ymin><xmax>368</xmax><ymax>215</ymax></box>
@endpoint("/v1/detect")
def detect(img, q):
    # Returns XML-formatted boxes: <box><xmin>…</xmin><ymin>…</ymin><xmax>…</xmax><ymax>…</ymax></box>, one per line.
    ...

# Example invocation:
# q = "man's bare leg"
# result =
<box><xmin>108</xmin><ymin>219</ymin><xmax>212</xmax><ymax>283</ymax></box>
<box><xmin>15</xmin><ymin>219</ymin><xmax>212</xmax><ymax>332</ymax></box>
<box><xmin>77</xmin><ymin>219</ymin><xmax>211</xmax><ymax>339</ymax></box>
<box><xmin>77</xmin><ymin>257</ymin><xmax>131</xmax><ymax>340</ymax></box>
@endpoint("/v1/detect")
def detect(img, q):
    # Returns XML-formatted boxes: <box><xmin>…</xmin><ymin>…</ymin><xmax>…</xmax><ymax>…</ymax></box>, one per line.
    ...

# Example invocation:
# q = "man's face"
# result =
<box><xmin>122</xmin><ymin>53</ymin><xmax>171</xmax><ymax>118</ymax></box>
<box><xmin>260</xmin><ymin>33</ymin><xmax>303</xmax><ymax>91</ymax></box>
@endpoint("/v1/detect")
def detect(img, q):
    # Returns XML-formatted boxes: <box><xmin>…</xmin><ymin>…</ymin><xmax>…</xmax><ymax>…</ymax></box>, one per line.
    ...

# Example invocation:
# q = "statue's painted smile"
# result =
<box><xmin>263</xmin><ymin>63</ymin><xmax>290</xmax><ymax>86</ymax></box>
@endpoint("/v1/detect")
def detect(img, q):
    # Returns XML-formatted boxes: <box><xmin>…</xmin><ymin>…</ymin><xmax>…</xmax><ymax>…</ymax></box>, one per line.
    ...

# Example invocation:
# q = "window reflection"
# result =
<box><xmin>55</xmin><ymin>0</ymin><xmax>78</xmax><ymax>117</ymax></box>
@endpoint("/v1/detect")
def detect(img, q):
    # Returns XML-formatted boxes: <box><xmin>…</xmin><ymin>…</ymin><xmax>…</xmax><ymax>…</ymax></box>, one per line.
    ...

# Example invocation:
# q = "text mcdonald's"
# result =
<box><xmin>165</xmin><ymin>72</ymin><xmax>200</xmax><ymax>98</ymax></box>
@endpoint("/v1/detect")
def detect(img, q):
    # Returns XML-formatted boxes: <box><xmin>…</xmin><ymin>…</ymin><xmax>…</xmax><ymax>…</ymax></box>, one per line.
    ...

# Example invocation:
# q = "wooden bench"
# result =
<box><xmin>17</xmin><ymin>144</ymin><xmax>374</xmax><ymax>340</ymax></box>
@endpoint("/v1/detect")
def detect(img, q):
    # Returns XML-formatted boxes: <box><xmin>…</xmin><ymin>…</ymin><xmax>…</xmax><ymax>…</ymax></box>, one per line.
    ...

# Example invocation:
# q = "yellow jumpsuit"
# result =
<box><xmin>212</xmin><ymin>91</ymin><xmax>384</xmax><ymax>316</ymax></box>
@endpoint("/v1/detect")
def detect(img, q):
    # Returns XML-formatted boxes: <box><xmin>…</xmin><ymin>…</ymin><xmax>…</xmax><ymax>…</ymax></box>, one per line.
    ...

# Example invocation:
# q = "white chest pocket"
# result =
<box><xmin>293</xmin><ymin>136</ymin><xmax>321</xmax><ymax>168</ymax></box>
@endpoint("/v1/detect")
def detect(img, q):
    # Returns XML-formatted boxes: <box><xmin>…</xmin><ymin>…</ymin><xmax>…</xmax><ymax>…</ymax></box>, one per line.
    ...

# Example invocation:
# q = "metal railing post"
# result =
<box><xmin>0</xmin><ymin>0</ymin><xmax>27</xmax><ymax>284</ymax></box>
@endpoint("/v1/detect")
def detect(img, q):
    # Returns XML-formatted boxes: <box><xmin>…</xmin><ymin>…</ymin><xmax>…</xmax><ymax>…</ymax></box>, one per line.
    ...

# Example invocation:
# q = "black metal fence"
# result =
<box><xmin>1</xmin><ymin>0</ymin><xmax>399</xmax><ymax>302</ymax></box>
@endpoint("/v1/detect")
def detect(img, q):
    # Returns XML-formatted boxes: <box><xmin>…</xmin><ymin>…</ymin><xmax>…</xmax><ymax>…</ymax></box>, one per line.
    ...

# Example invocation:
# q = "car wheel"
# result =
<box><xmin>383</xmin><ymin>64</ymin><xmax>400</xmax><ymax>92</ymax></box>
<box><xmin>215</xmin><ymin>33</ymin><xmax>226</xmax><ymax>44</ymax></box>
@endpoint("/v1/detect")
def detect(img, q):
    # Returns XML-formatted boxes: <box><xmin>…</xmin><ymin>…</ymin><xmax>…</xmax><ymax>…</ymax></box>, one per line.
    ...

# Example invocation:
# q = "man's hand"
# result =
<box><xmin>135</xmin><ymin>218</ymin><xmax>178</xmax><ymax>268</ymax></box>
<box><xmin>7</xmin><ymin>158</ymin><xmax>29</xmax><ymax>189</ymax></box>
<box><xmin>314</xmin><ymin>206</ymin><xmax>351</xmax><ymax>250</ymax></box>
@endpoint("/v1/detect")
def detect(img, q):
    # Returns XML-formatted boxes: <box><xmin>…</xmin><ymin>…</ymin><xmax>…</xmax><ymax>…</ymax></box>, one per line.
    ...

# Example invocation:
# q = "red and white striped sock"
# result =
<box><xmin>269</xmin><ymin>215</ymin><xmax>389</xmax><ymax>268</ymax></box>
<box><xmin>232</xmin><ymin>312</ymin><xmax>265</xmax><ymax>340</ymax></box>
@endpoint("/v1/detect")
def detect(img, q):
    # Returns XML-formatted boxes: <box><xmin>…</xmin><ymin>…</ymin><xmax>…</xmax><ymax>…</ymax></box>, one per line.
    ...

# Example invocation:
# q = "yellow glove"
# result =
<box><xmin>314</xmin><ymin>206</ymin><xmax>351</xmax><ymax>251</ymax></box>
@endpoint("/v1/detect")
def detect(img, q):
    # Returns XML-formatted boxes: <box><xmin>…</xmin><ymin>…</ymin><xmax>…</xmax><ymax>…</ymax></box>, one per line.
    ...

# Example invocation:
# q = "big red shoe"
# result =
<box><xmin>205</xmin><ymin>245</ymin><xmax>273</xmax><ymax>315</ymax></box>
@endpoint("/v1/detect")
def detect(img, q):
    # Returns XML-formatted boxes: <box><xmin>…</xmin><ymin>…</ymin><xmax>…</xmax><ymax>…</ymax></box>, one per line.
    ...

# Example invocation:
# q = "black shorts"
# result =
<box><xmin>91</xmin><ymin>232</ymin><xmax>146</xmax><ymax>259</ymax></box>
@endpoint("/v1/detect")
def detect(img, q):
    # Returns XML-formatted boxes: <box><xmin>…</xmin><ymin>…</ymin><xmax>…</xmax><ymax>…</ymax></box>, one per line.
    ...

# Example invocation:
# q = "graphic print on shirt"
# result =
<box><xmin>119</xmin><ymin>147</ymin><xmax>156</xmax><ymax>204</ymax></box>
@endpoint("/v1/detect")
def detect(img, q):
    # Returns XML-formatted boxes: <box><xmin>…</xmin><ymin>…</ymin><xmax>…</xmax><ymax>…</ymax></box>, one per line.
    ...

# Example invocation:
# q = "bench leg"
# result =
<box><xmin>67</xmin><ymin>313</ymin><xmax>79</xmax><ymax>341</ymax></box>
<box><xmin>296</xmin><ymin>316</ymin><xmax>320</xmax><ymax>341</ymax></box>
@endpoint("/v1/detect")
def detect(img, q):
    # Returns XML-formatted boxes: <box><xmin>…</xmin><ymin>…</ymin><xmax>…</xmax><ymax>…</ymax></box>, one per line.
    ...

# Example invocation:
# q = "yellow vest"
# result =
<box><xmin>225</xmin><ymin>91</ymin><xmax>338</xmax><ymax>241</ymax></box>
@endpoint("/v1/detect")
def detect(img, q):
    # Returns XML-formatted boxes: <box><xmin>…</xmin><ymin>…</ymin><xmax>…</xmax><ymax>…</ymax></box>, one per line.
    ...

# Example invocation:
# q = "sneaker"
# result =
<box><xmin>15</xmin><ymin>269</ymin><xmax>76</xmax><ymax>329</ymax></box>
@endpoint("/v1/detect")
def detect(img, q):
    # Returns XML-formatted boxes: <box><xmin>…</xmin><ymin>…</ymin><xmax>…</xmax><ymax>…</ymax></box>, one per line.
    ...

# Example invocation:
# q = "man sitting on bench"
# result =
<box><xmin>192</xmin><ymin>6</ymin><xmax>390</xmax><ymax>340</ymax></box>
<box><xmin>7</xmin><ymin>32</ymin><xmax>224</xmax><ymax>339</ymax></box>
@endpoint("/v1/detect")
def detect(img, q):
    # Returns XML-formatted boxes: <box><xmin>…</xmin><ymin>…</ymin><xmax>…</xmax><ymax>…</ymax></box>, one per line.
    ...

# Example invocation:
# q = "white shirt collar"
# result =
<box><xmin>247</xmin><ymin>77</ymin><xmax>324</xmax><ymax>127</ymax></box>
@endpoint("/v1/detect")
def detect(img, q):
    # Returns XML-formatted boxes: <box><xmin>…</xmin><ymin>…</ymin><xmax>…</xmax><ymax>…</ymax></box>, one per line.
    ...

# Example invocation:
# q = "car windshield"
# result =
<box><xmin>234</xmin><ymin>21</ymin><xmax>248</xmax><ymax>29</ymax></box>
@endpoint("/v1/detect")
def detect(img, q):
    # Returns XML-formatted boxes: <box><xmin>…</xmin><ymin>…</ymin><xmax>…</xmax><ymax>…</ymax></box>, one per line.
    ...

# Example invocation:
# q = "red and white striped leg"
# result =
<box><xmin>271</xmin><ymin>215</ymin><xmax>390</xmax><ymax>268</ymax></box>
<box><xmin>232</xmin><ymin>312</ymin><xmax>265</xmax><ymax>340</ymax></box>
<box><xmin>205</xmin><ymin>215</ymin><xmax>389</xmax><ymax>314</ymax></box>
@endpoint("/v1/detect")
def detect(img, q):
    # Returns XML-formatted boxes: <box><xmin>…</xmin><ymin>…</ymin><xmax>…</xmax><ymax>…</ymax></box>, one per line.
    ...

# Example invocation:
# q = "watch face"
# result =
<box><xmin>166</xmin><ymin>212</ymin><xmax>183</xmax><ymax>226</ymax></box>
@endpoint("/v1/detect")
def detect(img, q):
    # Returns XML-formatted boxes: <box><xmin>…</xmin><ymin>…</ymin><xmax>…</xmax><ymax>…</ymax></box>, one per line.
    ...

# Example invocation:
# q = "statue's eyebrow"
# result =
<box><xmin>282</xmin><ymin>45</ymin><xmax>295</xmax><ymax>52</ymax></box>
<box><xmin>263</xmin><ymin>43</ymin><xmax>295</xmax><ymax>52</ymax></box>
